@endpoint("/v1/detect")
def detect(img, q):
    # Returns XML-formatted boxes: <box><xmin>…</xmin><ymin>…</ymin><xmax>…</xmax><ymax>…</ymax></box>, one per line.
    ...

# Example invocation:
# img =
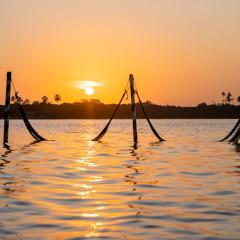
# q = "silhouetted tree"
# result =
<box><xmin>23</xmin><ymin>98</ymin><xmax>31</xmax><ymax>105</ymax></box>
<box><xmin>90</xmin><ymin>99</ymin><xmax>102</xmax><ymax>104</ymax></box>
<box><xmin>79</xmin><ymin>98</ymin><xmax>88</xmax><ymax>103</ymax></box>
<box><xmin>225</xmin><ymin>92</ymin><xmax>233</xmax><ymax>105</ymax></box>
<box><xmin>221</xmin><ymin>91</ymin><xmax>226</xmax><ymax>104</ymax></box>
<box><xmin>197</xmin><ymin>102</ymin><xmax>208</xmax><ymax>107</ymax></box>
<box><xmin>10</xmin><ymin>96</ymin><xmax>16</xmax><ymax>103</ymax></box>
<box><xmin>41</xmin><ymin>96</ymin><xmax>49</xmax><ymax>104</ymax></box>
<box><xmin>12</xmin><ymin>93</ymin><xmax>23</xmax><ymax>104</ymax></box>
<box><xmin>237</xmin><ymin>96</ymin><xmax>240</xmax><ymax>104</ymax></box>
<box><xmin>145</xmin><ymin>100</ymin><xmax>152</xmax><ymax>105</ymax></box>
<box><xmin>54</xmin><ymin>94</ymin><xmax>61</xmax><ymax>103</ymax></box>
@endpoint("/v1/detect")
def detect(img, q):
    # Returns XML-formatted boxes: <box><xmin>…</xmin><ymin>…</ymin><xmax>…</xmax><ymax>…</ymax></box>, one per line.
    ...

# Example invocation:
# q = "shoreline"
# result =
<box><xmin>3</xmin><ymin>117</ymin><xmax>239</xmax><ymax>120</ymax></box>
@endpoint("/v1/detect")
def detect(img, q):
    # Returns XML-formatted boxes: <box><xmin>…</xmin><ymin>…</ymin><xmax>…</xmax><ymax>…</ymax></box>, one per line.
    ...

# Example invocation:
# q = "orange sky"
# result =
<box><xmin>0</xmin><ymin>0</ymin><xmax>240</xmax><ymax>106</ymax></box>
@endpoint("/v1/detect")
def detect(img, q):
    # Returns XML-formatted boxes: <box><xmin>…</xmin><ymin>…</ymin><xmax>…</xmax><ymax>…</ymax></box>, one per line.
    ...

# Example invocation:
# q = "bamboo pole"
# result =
<box><xmin>3</xmin><ymin>72</ymin><xmax>12</xmax><ymax>144</ymax></box>
<box><xmin>129</xmin><ymin>74</ymin><xmax>138</xmax><ymax>145</ymax></box>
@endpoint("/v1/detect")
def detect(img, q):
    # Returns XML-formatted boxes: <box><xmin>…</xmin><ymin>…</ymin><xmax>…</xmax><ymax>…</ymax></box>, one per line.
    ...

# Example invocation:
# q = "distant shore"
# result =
<box><xmin>0</xmin><ymin>102</ymin><xmax>239</xmax><ymax>119</ymax></box>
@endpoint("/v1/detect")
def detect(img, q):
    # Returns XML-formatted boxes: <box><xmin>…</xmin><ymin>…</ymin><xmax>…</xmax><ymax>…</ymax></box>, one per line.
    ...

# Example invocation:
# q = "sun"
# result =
<box><xmin>74</xmin><ymin>80</ymin><xmax>102</xmax><ymax>96</ymax></box>
<box><xmin>85</xmin><ymin>87</ymin><xmax>94</xmax><ymax>96</ymax></box>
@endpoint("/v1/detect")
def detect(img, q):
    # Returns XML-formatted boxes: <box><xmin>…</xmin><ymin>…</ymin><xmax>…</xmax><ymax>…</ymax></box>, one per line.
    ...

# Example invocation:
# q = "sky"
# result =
<box><xmin>0</xmin><ymin>0</ymin><xmax>240</xmax><ymax>106</ymax></box>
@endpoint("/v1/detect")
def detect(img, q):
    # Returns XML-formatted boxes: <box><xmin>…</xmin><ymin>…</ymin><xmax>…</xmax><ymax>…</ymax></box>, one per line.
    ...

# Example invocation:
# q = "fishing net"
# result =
<box><xmin>92</xmin><ymin>89</ymin><xmax>128</xmax><ymax>141</ymax></box>
<box><xmin>13</xmin><ymin>87</ymin><xmax>46</xmax><ymax>141</ymax></box>
<box><xmin>220</xmin><ymin>118</ymin><xmax>240</xmax><ymax>143</ymax></box>
<box><xmin>136</xmin><ymin>91</ymin><xmax>165</xmax><ymax>142</ymax></box>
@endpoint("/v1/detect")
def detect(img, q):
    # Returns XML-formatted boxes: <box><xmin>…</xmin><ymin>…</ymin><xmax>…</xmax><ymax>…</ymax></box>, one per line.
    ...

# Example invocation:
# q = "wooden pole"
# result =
<box><xmin>129</xmin><ymin>74</ymin><xmax>138</xmax><ymax>146</ymax></box>
<box><xmin>3</xmin><ymin>72</ymin><xmax>12</xmax><ymax>144</ymax></box>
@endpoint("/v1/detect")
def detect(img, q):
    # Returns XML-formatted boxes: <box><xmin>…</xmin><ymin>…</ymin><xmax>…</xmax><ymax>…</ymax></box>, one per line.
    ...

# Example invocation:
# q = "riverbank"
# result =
<box><xmin>0</xmin><ymin>103</ymin><xmax>239</xmax><ymax>119</ymax></box>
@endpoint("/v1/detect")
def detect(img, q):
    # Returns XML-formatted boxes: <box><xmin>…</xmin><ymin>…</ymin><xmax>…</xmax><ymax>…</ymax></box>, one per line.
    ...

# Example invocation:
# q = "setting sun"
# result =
<box><xmin>85</xmin><ymin>87</ymin><xmax>94</xmax><ymax>96</ymax></box>
<box><xmin>74</xmin><ymin>80</ymin><xmax>102</xmax><ymax>97</ymax></box>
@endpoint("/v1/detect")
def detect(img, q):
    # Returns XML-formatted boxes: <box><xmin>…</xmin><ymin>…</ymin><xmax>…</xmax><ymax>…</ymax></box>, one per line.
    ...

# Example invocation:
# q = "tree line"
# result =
<box><xmin>0</xmin><ymin>91</ymin><xmax>239</xmax><ymax>119</ymax></box>
<box><xmin>10</xmin><ymin>94</ymin><xmax>62</xmax><ymax>105</ymax></box>
<box><xmin>9</xmin><ymin>92</ymin><xmax>240</xmax><ymax>106</ymax></box>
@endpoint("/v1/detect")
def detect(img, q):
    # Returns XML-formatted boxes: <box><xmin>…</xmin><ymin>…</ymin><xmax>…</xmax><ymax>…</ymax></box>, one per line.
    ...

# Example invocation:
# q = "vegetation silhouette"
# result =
<box><xmin>1</xmin><ymin>92</ymin><xmax>239</xmax><ymax>119</ymax></box>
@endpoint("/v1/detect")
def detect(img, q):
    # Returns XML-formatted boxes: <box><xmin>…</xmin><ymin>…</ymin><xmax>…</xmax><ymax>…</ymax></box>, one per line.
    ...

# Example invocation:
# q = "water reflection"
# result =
<box><xmin>3</xmin><ymin>143</ymin><xmax>11</xmax><ymax>151</ymax></box>
<box><xmin>0</xmin><ymin>119</ymin><xmax>239</xmax><ymax>239</ymax></box>
<box><xmin>1</xmin><ymin>145</ymin><xmax>14</xmax><ymax>195</ymax></box>
<box><xmin>1</xmin><ymin>146</ymin><xmax>12</xmax><ymax>160</ymax></box>
<box><xmin>124</xmin><ymin>148</ymin><xmax>145</xmax><ymax>216</ymax></box>
<box><xmin>234</xmin><ymin>142</ymin><xmax>240</xmax><ymax>152</ymax></box>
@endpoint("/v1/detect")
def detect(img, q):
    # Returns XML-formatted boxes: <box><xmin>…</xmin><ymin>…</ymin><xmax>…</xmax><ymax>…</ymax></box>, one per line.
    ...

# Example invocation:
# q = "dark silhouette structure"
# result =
<box><xmin>129</xmin><ymin>74</ymin><xmax>138</xmax><ymax>145</ymax></box>
<box><xmin>93</xmin><ymin>74</ymin><xmax>165</xmax><ymax>146</ymax></box>
<box><xmin>3</xmin><ymin>72</ymin><xmax>45</xmax><ymax>145</ymax></box>
<box><xmin>1</xmin><ymin>72</ymin><xmax>239</xmax><ymax>146</ymax></box>
<box><xmin>3</xmin><ymin>72</ymin><xmax>11</xmax><ymax>144</ymax></box>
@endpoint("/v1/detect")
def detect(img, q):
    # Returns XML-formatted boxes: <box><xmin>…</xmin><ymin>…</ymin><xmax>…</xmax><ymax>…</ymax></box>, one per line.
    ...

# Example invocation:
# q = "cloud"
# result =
<box><xmin>74</xmin><ymin>81</ymin><xmax>104</xmax><ymax>90</ymax></box>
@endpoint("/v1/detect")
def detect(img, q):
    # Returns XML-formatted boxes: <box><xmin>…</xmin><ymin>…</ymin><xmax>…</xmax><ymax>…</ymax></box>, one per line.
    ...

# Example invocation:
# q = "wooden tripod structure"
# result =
<box><xmin>92</xmin><ymin>74</ymin><xmax>165</xmax><ymax>147</ymax></box>
<box><xmin>3</xmin><ymin>72</ymin><xmax>46</xmax><ymax>145</ymax></box>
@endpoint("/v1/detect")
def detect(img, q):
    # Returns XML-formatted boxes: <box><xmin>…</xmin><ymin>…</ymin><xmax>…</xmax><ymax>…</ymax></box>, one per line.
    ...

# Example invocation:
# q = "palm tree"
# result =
<box><xmin>54</xmin><ymin>94</ymin><xmax>61</xmax><ymax>104</ymax></box>
<box><xmin>41</xmin><ymin>95</ymin><xmax>49</xmax><ymax>104</ymax></box>
<box><xmin>237</xmin><ymin>96</ymin><xmax>240</xmax><ymax>104</ymax></box>
<box><xmin>225</xmin><ymin>92</ymin><xmax>233</xmax><ymax>105</ymax></box>
<box><xmin>221</xmin><ymin>91</ymin><xmax>226</xmax><ymax>104</ymax></box>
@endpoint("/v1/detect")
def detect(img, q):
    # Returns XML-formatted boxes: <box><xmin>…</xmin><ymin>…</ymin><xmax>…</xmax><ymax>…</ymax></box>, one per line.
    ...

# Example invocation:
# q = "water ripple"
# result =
<box><xmin>0</xmin><ymin>119</ymin><xmax>239</xmax><ymax>239</ymax></box>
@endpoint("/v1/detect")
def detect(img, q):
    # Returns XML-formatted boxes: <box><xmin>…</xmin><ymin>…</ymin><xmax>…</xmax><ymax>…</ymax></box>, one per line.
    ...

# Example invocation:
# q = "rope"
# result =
<box><xmin>135</xmin><ymin>90</ymin><xmax>165</xmax><ymax>142</ymax></box>
<box><xmin>11</xmin><ymin>81</ymin><xmax>46</xmax><ymax>141</ymax></box>
<box><xmin>11</xmin><ymin>79</ymin><xmax>17</xmax><ymax>94</ymax></box>
<box><xmin>133</xmin><ymin>81</ymin><xmax>165</xmax><ymax>142</ymax></box>
<box><xmin>17</xmin><ymin>102</ymin><xmax>46</xmax><ymax>141</ymax></box>
<box><xmin>229</xmin><ymin>124</ymin><xmax>240</xmax><ymax>143</ymax></box>
<box><xmin>220</xmin><ymin>119</ymin><xmax>240</xmax><ymax>142</ymax></box>
<box><xmin>92</xmin><ymin>82</ymin><xmax>129</xmax><ymax>141</ymax></box>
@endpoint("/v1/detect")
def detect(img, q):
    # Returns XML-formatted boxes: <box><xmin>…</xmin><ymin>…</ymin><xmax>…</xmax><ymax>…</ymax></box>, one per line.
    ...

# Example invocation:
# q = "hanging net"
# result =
<box><xmin>12</xmin><ymin>81</ymin><xmax>46</xmax><ymax>142</ymax></box>
<box><xmin>92</xmin><ymin>80</ymin><xmax>165</xmax><ymax>143</ymax></box>
<box><xmin>135</xmin><ymin>90</ymin><xmax>165</xmax><ymax>142</ymax></box>
<box><xmin>220</xmin><ymin>118</ymin><xmax>240</xmax><ymax>143</ymax></box>
<box><xmin>92</xmin><ymin>88</ymin><xmax>128</xmax><ymax>141</ymax></box>
<box><xmin>17</xmin><ymin>98</ymin><xmax>46</xmax><ymax>141</ymax></box>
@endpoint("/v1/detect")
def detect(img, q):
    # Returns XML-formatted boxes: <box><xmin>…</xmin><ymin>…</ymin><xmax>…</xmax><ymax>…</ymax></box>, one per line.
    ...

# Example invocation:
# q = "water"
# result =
<box><xmin>0</xmin><ymin>119</ymin><xmax>239</xmax><ymax>240</ymax></box>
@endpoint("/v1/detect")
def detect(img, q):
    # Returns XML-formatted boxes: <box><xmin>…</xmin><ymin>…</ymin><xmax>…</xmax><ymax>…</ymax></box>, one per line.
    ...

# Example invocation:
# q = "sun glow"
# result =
<box><xmin>85</xmin><ymin>87</ymin><xmax>94</xmax><ymax>96</ymax></box>
<box><xmin>74</xmin><ymin>81</ymin><xmax>103</xmax><ymax>97</ymax></box>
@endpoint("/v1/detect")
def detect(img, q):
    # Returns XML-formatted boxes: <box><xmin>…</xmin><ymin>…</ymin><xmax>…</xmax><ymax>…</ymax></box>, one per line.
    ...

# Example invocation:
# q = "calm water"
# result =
<box><xmin>0</xmin><ymin>119</ymin><xmax>239</xmax><ymax>240</ymax></box>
